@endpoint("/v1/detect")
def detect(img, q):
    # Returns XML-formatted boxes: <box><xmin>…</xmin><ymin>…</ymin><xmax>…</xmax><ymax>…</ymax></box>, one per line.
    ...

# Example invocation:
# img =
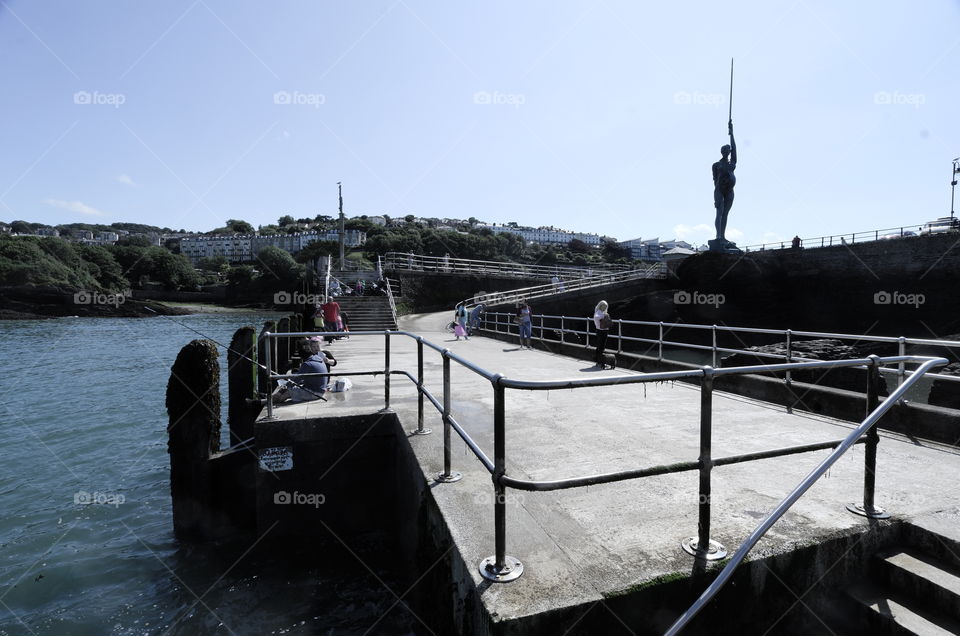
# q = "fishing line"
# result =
<box><xmin>145</xmin><ymin>306</ymin><xmax>329</xmax><ymax>400</ymax></box>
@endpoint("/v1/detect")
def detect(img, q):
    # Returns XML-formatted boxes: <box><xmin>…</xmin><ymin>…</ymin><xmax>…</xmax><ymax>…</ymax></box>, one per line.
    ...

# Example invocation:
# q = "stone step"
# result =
<box><xmin>902</xmin><ymin>515</ymin><xmax>960</xmax><ymax>574</ymax></box>
<box><xmin>846</xmin><ymin>581</ymin><xmax>960</xmax><ymax>635</ymax></box>
<box><xmin>878</xmin><ymin>548</ymin><xmax>960</xmax><ymax>622</ymax></box>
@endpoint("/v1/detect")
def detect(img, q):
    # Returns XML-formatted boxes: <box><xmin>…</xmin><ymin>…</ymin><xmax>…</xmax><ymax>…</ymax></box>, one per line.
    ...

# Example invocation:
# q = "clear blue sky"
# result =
<box><xmin>1</xmin><ymin>1</ymin><xmax>958</xmax><ymax>247</ymax></box>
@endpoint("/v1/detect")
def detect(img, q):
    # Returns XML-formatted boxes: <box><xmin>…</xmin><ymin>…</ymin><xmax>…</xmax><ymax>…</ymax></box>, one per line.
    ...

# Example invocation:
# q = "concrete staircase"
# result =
<box><xmin>840</xmin><ymin>523</ymin><xmax>960</xmax><ymax>634</ymax></box>
<box><xmin>335</xmin><ymin>295</ymin><xmax>396</xmax><ymax>331</ymax></box>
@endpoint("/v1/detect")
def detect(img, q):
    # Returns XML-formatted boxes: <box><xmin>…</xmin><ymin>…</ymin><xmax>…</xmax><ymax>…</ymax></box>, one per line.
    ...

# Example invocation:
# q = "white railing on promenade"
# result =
<box><xmin>459</xmin><ymin>265</ymin><xmax>666</xmax><ymax>309</ymax></box>
<box><xmin>381</xmin><ymin>251</ymin><xmax>660</xmax><ymax>280</ymax></box>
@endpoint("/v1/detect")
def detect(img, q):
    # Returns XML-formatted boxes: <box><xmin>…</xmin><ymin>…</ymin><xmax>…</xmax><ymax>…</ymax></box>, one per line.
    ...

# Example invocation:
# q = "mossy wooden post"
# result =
<box><xmin>227</xmin><ymin>326</ymin><xmax>258</xmax><ymax>446</ymax></box>
<box><xmin>258</xmin><ymin>320</ymin><xmax>277</xmax><ymax>396</ymax></box>
<box><xmin>277</xmin><ymin>317</ymin><xmax>291</xmax><ymax>372</ymax></box>
<box><xmin>166</xmin><ymin>339</ymin><xmax>221</xmax><ymax>540</ymax></box>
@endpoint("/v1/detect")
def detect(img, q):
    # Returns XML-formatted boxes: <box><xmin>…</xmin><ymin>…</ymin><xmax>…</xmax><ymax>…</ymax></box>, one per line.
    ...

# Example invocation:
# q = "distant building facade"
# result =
<box><xmin>179</xmin><ymin>230</ymin><xmax>366</xmax><ymax>265</ymax></box>
<box><xmin>478</xmin><ymin>223</ymin><xmax>606</xmax><ymax>247</ymax></box>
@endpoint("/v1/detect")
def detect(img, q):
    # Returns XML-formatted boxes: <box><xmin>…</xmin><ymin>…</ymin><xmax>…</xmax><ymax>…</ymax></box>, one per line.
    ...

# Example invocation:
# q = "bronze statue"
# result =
<box><xmin>712</xmin><ymin>120</ymin><xmax>736</xmax><ymax>243</ymax></box>
<box><xmin>708</xmin><ymin>59</ymin><xmax>742</xmax><ymax>254</ymax></box>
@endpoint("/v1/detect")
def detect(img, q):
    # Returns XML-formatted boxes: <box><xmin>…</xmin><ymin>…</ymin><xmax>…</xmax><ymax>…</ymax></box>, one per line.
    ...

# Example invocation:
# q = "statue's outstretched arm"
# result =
<box><xmin>728</xmin><ymin>120</ymin><xmax>737</xmax><ymax>165</ymax></box>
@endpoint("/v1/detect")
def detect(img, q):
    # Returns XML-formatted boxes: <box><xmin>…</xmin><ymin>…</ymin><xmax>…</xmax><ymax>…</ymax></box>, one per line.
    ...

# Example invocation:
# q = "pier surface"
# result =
<box><xmin>267</xmin><ymin>312</ymin><xmax>960</xmax><ymax>628</ymax></box>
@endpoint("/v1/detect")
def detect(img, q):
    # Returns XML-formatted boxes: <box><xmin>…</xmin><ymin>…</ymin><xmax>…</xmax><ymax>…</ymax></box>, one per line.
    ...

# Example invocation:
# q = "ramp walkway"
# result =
<box><xmin>263</xmin><ymin>312</ymin><xmax>960</xmax><ymax>632</ymax></box>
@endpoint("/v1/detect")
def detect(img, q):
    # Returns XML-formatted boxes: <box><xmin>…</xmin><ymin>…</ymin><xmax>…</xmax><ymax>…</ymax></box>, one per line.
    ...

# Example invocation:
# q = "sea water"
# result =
<box><xmin>0</xmin><ymin>313</ymin><xmax>420</xmax><ymax>635</ymax></box>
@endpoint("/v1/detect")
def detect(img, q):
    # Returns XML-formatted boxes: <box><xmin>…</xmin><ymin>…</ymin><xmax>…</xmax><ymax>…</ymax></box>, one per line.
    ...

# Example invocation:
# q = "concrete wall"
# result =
<box><xmin>252</xmin><ymin>413</ymin><xmax>404</xmax><ymax>539</ymax></box>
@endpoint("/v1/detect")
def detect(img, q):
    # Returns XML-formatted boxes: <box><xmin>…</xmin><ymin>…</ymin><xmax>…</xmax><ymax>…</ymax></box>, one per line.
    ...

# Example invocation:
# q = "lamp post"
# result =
<box><xmin>337</xmin><ymin>182</ymin><xmax>345</xmax><ymax>270</ymax></box>
<box><xmin>951</xmin><ymin>158</ymin><xmax>959</xmax><ymax>220</ymax></box>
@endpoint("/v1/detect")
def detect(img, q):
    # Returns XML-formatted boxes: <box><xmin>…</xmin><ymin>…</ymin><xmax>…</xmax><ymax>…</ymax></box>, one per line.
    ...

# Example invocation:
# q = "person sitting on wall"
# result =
<box><xmin>273</xmin><ymin>337</ymin><xmax>336</xmax><ymax>403</ymax></box>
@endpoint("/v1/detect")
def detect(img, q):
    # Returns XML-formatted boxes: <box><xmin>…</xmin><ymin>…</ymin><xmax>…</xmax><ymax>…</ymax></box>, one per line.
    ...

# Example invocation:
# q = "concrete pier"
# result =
<box><xmin>254</xmin><ymin>313</ymin><xmax>960</xmax><ymax>634</ymax></box>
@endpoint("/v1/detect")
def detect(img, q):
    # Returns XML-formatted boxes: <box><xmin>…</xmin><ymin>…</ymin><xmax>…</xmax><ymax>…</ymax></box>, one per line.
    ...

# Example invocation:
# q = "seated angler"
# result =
<box><xmin>274</xmin><ymin>337</ymin><xmax>337</xmax><ymax>403</ymax></box>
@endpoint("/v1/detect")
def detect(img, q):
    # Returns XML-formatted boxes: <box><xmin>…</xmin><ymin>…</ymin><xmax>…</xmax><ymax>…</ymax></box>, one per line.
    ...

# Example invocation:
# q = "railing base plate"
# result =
<box><xmin>681</xmin><ymin>537</ymin><xmax>727</xmax><ymax>560</ymax></box>
<box><xmin>437</xmin><ymin>471</ymin><xmax>463</xmax><ymax>483</ymax></box>
<box><xmin>846</xmin><ymin>503</ymin><xmax>890</xmax><ymax>519</ymax></box>
<box><xmin>410</xmin><ymin>428</ymin><xmax>433</xmax><ymax>436</ymax></box>
<box><xmin>479</xmin><ymin>555</ymin><xmax>523</xmax><ymax>582</ymax></box>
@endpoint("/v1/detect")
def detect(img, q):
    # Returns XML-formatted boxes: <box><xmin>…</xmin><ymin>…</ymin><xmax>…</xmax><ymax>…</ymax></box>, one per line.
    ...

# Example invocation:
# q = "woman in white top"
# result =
<box><xmin>593</xmin><ymin>300</ymin><xmax>611</xmax><ymax>367</ymax></box>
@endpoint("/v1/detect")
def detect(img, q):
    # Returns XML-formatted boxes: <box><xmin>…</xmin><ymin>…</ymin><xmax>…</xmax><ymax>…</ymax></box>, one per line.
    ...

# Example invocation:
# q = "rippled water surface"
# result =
<box><xmin>0</xmin><ymin>313</ymin><xmax>420</xmax><ymax>635</ymax></box>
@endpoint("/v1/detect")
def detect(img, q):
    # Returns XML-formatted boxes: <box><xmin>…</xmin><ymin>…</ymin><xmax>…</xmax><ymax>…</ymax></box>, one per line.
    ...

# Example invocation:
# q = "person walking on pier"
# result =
<box><xmin>321</xmin><ymin>297</ymin><xmax>341</xmax><ymax>343</ymax></box>
<box><xmin>593</xmin><ymin>300</ymin><xmax>612</xmax><ymax>367</ymax></box>
<box><xmin>468</xmin><ymin>303</ymin><xmax>485</xmax><ymax>335</ymax></box>
<box><xmin>453</xmin><ymin>303</ymin><xmax>469</xmax><ymax>340</ymax></box>
<box><xmin>516</xmin><ymin>300</ymin><xmax>533</xmax><ymax>349</ymax></box>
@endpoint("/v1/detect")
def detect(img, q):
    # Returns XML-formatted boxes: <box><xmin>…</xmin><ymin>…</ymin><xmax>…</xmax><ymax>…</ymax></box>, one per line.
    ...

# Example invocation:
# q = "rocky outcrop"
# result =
<box><xmin>722</xmin><ymin>338</ymin><xmax>888</xmax><ymax>395</ymax></box>
<box><xmin>928</xmin><ymin>363</ymin><xmax>960</xmax><ymax>410</ymax></box>
<box><xmin>0</xmin><ymin>285</ymin><xmax>190</xmax><ymax>319</ymax></box>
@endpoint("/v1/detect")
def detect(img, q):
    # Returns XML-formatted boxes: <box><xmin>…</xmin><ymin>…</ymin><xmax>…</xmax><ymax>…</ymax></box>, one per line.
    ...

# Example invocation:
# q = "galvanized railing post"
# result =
<box><xmin>381</xmin><ymin>332</ymin><xmax>392</xmax><ymax>412</ymax></box>
<box><xmin>437</xmin><ymin>351</ymin><xmax>461</xmax><ymax>482</ymax></box>
<box><xmin>411</xmin><ymin>337</ymin><xmax>431</xmax><ymax>435</ymax></box>
<box><xmin>560</xmin><ymin>316</ymin><xmax>565</xmax><ymax>345</ymax></box>
<box><xmin>617</xmin><ymin>318</ymin><xmax>623</xmax><ymax>353</ymax></box>
<box><xmin>480</xmin><ymin>375</ymin><xmax>523</xmax><ymax>582</ymax></box>
<box><xmin>897</xmin><ymin>337</ymin><xmax>906</xmax><ymax>389</ymax></box>
<box><xmin>848</xmin><ymin>356</ymin><xmax>889</xmax><ymax>518</ymax></box>
<box><xmin>585</xmin><ymin>317</ymin><xmax>590</xmax><ymax>348</ymax></box>
<box><xmin>711</xmin><ymin>325</ymin><xmax>718</xmax><ymax>367</ymax></box>
<box><xmin>264</xmin><ymin>333</ymin><xmax>274</xmax><ymax>419</ymax></box>
<box><xmin>682</xmin><ymin>367</ymin><xmax>726</xmax><ymax>560</ymax></box>
<box><xmin>658</xmin><ymin>322</ymin><xmax>664</xmax><ymax>361</ymax></box>
<box><xmin>785</xmin><ymin>329</ymin><xmax>793</xmax><ymax>414</ymax></box>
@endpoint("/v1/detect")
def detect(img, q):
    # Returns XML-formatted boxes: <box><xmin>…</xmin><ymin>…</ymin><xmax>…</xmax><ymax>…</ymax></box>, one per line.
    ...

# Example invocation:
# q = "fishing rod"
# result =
<box><xmin>144</xmin><ymin>306</ymin><xmax>329</xmax><ymax>401</ymax></box>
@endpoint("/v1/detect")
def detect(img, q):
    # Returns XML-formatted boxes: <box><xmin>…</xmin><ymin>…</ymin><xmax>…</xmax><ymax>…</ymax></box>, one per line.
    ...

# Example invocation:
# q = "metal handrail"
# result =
<box><xmin>383</xmin><ymin>276</ymin><xmax>399</xmax><ymax>326</ymax></box>
<box><xmin>461</xmin><ymin>264</ymin><xmax>666</xmax><ymax>309</ymax></box>
<box><xmin>740</xmin><ymin>222</ymin><xmax>927</xmax><ymax>252</ymax></box>
<box><xmin>380</xmin><ymin>251</ymin><xmax>657</xmax><ymax>279</ymax></box>
<box><xmin>664</xmin><ymin>355</ymin><xmax>948</xmax><ymax>635</ymax></box>
<box><xmin>480</xmin><ymin>310</ymin><xmax>960</xmax><ymax>386</ymax></box>
<box><xmin>261</xmin><ymin>329</ymin><xmax>949</xmax><ymax>593</ymax></box>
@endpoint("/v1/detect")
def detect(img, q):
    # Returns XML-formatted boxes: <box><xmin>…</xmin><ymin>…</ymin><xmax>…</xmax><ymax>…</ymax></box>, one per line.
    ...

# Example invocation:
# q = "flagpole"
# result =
<box><xmin>337</xmin><ymin>182</ymin><xmax>345</xmax><ymax>270</ymax></box>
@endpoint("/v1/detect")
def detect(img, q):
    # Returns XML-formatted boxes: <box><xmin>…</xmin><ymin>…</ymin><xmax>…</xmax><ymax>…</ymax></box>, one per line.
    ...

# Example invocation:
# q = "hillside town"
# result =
<box><xmin>0</xmin><ymin>215</ymin><xmax>699</xmax><ymax>265</ymax></box>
